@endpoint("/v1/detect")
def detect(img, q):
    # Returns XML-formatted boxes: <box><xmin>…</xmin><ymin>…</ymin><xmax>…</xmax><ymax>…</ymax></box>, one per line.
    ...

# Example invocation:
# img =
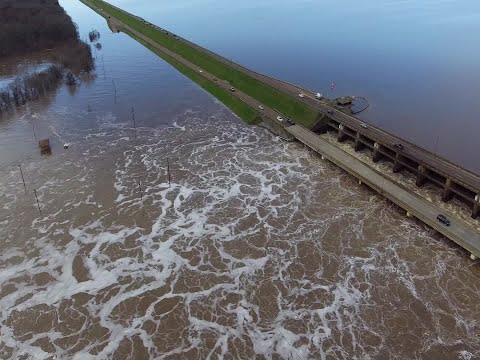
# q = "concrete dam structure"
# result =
<box><xmin>313</xmin><ymin>112</ymin><xmax>480</xmax><ymax>220</ymax></box>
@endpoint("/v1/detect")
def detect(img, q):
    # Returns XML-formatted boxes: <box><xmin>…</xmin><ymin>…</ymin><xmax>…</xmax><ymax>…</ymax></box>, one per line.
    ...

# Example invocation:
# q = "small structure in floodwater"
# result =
<box><xmin>38</xmin><ymin>138</ymin><xmax>51</xmax><ymax>155</ymax></box>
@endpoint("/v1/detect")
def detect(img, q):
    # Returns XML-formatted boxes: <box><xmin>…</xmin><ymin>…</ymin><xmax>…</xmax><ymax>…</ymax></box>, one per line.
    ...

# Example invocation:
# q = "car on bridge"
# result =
<box><xmin>437</xmin><ymin>214</ymin><xmax>451</xmax><ymax>226</ymax></box>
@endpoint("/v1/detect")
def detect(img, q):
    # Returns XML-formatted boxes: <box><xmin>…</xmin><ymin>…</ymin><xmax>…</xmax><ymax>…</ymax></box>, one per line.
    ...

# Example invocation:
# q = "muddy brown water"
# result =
<box><xmin>0</xmin><ymin>1</ymin><xmax>480</xmax><ymax>359</ymax></box>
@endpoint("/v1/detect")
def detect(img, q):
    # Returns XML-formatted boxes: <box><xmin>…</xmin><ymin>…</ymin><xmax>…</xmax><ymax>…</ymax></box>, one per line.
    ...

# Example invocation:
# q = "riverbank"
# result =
<box><xmin>82</xmin><ymin>0</ymin><xmax>319</xmax><ymax>128</ymax></box>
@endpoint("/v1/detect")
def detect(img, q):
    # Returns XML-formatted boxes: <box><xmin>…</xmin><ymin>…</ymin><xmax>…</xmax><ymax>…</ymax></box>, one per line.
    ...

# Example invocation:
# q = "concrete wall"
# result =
<box><xmin>259</xmin><ymin>116</ymin><xmax>295</xmax><ymax>141</ymax></box>
<box><xmin>322</xmin><ymin>118</ymin><xmax>480</xmax><ymax>219</ymax></box>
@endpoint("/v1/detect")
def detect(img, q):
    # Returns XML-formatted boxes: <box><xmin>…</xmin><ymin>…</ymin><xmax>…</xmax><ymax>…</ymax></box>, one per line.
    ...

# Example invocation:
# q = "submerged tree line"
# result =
<box><xmin>0</xmin><ymin>67</ymin><xmax>62</xmax><ymax>112</ymax></box>
<box><xmin>0</xmin><ymin>0</ymin><xmax>98</xmax><ymax>114</ymax></box>
<box><xmin>0</xmin><ymin>42</ymin><xmax>95</xmax><ymax>114</ymax></box>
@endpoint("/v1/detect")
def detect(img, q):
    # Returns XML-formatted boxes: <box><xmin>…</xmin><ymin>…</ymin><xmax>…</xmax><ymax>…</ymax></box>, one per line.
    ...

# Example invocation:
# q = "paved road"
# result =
<box><xmin>287</xmin><ymin>125</ymin><xmax>480</xmax><ymax>258</ymax></box>
<box><xmin>298</xmin><ymin>94</ymin><xmax>480</xmax><ymax>193</ymax></box>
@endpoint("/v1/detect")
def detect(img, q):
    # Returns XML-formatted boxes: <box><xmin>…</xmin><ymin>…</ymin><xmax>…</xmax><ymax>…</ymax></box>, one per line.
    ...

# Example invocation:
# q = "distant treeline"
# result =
<box><xmin>0</xmin><ymin>0</ymin><xmax>96</xmax><ymax>114</ymax></box>
<box><xmin>0</xmin><ymin>0</ymin><xmax>79</xmax><ymax>57</ymax></box>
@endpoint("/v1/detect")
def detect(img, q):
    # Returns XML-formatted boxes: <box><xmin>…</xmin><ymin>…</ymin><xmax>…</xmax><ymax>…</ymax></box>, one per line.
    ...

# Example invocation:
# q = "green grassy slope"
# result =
<box><xmin>87</xmin><ymin>0</ymin><xmax>319</xmax><ymax>127</ymax></box>
<box><xmin>124</xmin><ymin>28</ymin><xmax>261</xmax><ymax>124</ymax></box>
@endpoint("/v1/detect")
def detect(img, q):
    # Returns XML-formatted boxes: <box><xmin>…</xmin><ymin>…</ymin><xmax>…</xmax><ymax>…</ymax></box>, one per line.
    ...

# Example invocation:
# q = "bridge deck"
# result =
<box><xmin>286</xmin><ymin>124</ymin><xmax>480</xmax><ymax>258</ymax></box>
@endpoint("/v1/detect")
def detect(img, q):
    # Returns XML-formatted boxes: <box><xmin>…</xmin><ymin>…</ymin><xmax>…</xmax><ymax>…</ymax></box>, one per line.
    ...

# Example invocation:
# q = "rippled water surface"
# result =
<box><xmin>0</xmin><ymin>0</ymin><xmax>479</xmax><ymax>359</ymax></box>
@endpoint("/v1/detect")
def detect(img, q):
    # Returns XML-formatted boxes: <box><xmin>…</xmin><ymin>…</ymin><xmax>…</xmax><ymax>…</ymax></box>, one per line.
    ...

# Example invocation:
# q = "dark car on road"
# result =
<box><xmin>393</xmin><ymin>143</ymin><xmax>404</xmax><ymax>151</ymax></box>
<box><xmin>437</xmin><ymin>214</ymin><xmax>451</xmax><ymax>226</ymax></box>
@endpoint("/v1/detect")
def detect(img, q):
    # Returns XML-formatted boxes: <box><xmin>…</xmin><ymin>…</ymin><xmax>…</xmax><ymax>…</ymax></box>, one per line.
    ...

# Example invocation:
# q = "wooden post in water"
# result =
<box><xmin>18</xmin><ymin>164</ymin><xmax>26</xmax><ymax>192</ymax></box>
<box><xmin>167</xmin><ymin>158</ymin><xmax>171</xmax><ymax>187</ymax></box>
<box><xmin>112</xmin><ymin>79</ymin><xmax>117</xmax><ymax>103</ymax></box>
<box><xmin>132</xmin><ymin>106</ymin><xmax>136</xmax><ymax>138</ymax></box>
<box><xmin>138</xmin><ymin>181</ymin><xmax>143</xmax><ymax>201</ymax></box>
<box><xmin>32</xmin><ymin>119</ymin><xmax>37</xmax><ymax>140</ymax></box>
<box><xmin>102</xmin><ymin>55</ymin><xmax>106</xmax><ymax>79</ymax></box>
<box><xmin>33</xmin><ymin>189</ymin><xmax>42</xmax><ymax>215</ymax></box>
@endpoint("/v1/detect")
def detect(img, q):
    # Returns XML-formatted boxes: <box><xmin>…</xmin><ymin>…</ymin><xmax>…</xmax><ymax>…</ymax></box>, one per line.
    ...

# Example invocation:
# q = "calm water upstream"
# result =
<box><xmin>0</xmin><ymin>0</ymin><xmax>479</xmax><ymax>359</ymax></box>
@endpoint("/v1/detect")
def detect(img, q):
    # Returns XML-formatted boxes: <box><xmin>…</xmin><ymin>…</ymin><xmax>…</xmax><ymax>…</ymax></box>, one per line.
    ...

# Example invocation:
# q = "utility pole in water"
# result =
<box><xmin>112</xmin><ymin>79</ymin><xmax>117</xmax><ymax>103</ymax></box>
<box><xmin>132</xmin><ymin>106</ymin><xmax>136</xmax><ymax>138</ymax></box>
<box><xmin>167</xmin><ymin>158</ymin><xmax>171</xmax><ymax>187</ymax></box>
<box><xmin>138</xmin><ymin>181</ymin><xmax>143</xmax><ymax>202</ymax></box>
<box><xmin>34</xmin><ymin>189</ymin><xmax>42</xmax><ymax>215</ymax></box>
<box><xmin>18</xmin><ymin>164</ymin><xmax>26</xmax><ymax>192</ymax></box>
<box><xmin>32</xmin><ymin>119</ymin><xmax>37</xmax><ymax>140</ymax></box>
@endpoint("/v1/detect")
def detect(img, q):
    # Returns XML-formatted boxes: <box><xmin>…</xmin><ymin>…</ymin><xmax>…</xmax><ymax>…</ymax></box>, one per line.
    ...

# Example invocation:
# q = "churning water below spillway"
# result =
<box><xmin>0</xmin><ymin>104</ymin><xmax>480</xmax><ymax>359</ymax></box>
<box><xmin>0</xmin><ymin>0</ymin><xmax>479</xmax><ymax>357</ymax></box>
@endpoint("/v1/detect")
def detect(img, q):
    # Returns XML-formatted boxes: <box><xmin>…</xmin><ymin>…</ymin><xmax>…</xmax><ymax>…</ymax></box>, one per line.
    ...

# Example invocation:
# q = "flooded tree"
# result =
<box><xmin>88</xmin><ymin>30</ymin><xmax>101</xmax><ymax>42</ymax></box>
<box><xmin>57</xmin><ymin>40</ymin><xmax>95</xmax><ymax>73</ymax></box>
<box><xmin>65</xmin><ymin>72</ymin><xmax>76</xmax><ymax>86</ymax></box>
<box><xmin>0</xmin><ymin>91</ymin><xmax>12</xmax><ymax>112</ymax></box>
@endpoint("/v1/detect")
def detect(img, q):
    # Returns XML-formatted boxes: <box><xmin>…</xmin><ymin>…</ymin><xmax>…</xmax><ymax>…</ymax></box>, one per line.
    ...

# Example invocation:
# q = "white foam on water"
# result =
<box><xmin>1</xmin><ymin>108</ymin><xmax>479</xmax><ymax>359</ymax></box>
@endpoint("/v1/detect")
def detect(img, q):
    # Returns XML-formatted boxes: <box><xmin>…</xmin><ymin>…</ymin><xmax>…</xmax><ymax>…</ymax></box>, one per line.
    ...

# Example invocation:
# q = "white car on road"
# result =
<box><xmin>277</xmin><ymin>116</ymin><xmax>284</xmax><ymax>122</ymax></box>
<box><xmin>298</xmin><ymin>93</ymin><xmax>305</xmax><ymax>98</ymax></box>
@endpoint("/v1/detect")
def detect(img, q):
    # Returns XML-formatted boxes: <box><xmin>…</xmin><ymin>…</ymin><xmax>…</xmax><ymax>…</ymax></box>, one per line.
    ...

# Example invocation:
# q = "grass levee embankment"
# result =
<box><xmin>123</xmin><ymin>28</ymin><xmax>260</xmax><ymax>124</ymax></box>
<box><xmin>84</xmin><ymin>0</ymin><xmax>319</xmax><ymax>127</ymax></box>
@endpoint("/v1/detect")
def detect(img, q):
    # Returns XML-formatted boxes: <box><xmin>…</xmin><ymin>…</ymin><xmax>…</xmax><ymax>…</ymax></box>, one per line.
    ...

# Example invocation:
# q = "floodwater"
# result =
<box><xmin>106</xmin><ymin>0</ymin><xmax>480</xmax><ymax>175</ymax></box>
<box><xmin>0</xmin><ymin>0</ymin><xmax>479</xmax><ymax>359</ymax></box>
